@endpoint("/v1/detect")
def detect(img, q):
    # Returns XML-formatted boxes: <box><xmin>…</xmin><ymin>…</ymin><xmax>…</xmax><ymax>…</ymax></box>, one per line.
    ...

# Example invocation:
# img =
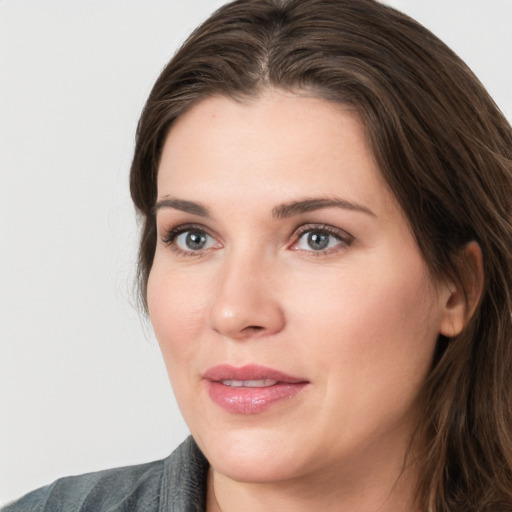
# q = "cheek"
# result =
<box><xmin>147</xmin><ymin>262</ymin><xmax>207</xmax><ymax>369</ymax></box>
<box><xmin>288</xmin><ymin>255</ymin><xmax>440</xmax><ymax>383</ymax></box>
<box><xmin>147</xmin><ymin>265</ymin><xmax>212</xmax><ymax>429</ymax></box>
<box><xmin>292</xmin><ymin>261</ymin><xmax>439</xmax><ymax>444</ymax></box>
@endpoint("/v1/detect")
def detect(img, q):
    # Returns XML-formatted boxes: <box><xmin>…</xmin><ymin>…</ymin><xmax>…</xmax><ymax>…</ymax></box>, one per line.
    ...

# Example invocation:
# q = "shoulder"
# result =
<box><xmin>2</xmin><ymin>437</ymin><xmax>208</xmax><ymax>512</ymax></box>
<box><xmin>1</xmin><ymin>458</ymin><xmax>164</xmax><ymax>512</ymax></box>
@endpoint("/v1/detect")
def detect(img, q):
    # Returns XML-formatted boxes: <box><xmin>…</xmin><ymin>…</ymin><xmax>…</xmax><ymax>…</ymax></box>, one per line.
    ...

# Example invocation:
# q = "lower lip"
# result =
<box><xmin>206</xmin><ymin>381</ymin><xmax>308</xmax><ymax>414</ymax></box>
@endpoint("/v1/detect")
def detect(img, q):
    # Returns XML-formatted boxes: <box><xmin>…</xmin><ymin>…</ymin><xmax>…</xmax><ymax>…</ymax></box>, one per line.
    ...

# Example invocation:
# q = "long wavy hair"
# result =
<box><xmin>129</xmin><ymin>0</ymin><xmax>512</xmax><ymax>509</ymax></box>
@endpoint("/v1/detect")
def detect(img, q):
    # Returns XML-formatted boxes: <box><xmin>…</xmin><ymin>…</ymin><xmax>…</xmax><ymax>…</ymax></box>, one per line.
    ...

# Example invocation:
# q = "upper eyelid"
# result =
<box><xmin>160</xmin><ymin>223</ymin><xmax>218</xmax><ymax>243</ymax></box>
<box><xmin>292</xmin><ymin>223</ymin><xmax>354</xmax><ymax>240</ymax></box>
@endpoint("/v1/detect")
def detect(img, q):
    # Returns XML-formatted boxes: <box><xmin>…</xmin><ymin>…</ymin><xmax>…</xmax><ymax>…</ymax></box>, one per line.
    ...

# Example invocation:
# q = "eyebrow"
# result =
<box><xmin>272</xmin><ymin>197</ymin><xmax>375</xmax><ymax>219</ymax></box>
<box><xmin>154</xmin><ymin>196</ymin><xmax>375</xmax><ymax>219</ymax></box>
<box><xmin>154</xmin><ymin>198</ymin><xmax>211</xmax><ymax>217</ymax></box>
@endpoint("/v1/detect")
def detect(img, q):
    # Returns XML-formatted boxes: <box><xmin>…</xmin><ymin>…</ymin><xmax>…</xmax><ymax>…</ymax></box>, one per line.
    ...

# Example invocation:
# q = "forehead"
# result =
<box><xmin>157</xmin><ymin>91</ymin><xmax>398</xmax><ymax>218</ymax></box>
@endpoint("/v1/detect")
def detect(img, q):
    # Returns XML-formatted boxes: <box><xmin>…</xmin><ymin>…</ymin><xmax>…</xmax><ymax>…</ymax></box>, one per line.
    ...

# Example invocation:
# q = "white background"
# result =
<box><xmin>1</xmin><ymin>0</ymin><xmax>511</xmax><ymax>505</ymax></box>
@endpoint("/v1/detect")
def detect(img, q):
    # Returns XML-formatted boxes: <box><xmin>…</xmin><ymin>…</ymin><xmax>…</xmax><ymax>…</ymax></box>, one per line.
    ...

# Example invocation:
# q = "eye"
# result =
<box><xmin>296</xmin><ymin>231</ymin><xmax>340</xmax><ymax>251</ymax></box>
<box><xmin>290</xmin><ymin>225</ymin><xmax>354</xmax><ymax>254</ymax></box>
<box><xmin>175</xmin><ymin>229</ymin><xmax>213</xmax><ymax>251</ymax></box>
<box><xmin>162</xmin><ymin>225</ymin><xmax>221</xmax><ymax>254</ymax></box>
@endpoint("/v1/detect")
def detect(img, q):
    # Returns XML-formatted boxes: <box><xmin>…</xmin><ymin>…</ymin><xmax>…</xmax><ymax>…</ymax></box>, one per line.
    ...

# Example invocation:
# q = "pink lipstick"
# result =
<box><xmin>203</xmin><ymin>364</ymin><xmax>309</xmax><ymax>414</ymax></box>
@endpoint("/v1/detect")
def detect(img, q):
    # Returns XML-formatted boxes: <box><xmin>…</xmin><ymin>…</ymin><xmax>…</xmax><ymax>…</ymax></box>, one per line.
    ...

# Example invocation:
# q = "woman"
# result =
<box><xmin>3</xmin><ymin>0</ymin><xmax>512</xmax><ymax>510</ymax></box>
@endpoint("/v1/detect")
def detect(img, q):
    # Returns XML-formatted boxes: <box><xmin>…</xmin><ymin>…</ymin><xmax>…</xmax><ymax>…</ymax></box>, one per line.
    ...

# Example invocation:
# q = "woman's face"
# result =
<box><xmin>148</xmin><ymin>91</ymin><xmax>454</xmax><ymax>485</ymax></box>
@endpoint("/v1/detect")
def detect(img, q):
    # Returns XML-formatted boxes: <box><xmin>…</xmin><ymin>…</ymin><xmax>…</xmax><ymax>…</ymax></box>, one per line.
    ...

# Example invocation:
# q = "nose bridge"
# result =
<box><xmin>207</xmin><ymin>243</ymin><xmax>285</xmax><ymax>339</ymax></box>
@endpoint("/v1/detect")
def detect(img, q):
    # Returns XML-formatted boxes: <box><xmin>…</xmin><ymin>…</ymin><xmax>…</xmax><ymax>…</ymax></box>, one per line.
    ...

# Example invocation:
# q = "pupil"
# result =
<box><xmin>308</xmin><ymin>232</ymin><xmax>329</xmax><ymax>250</ymax></box>
<box><xmin>186</xmin><ymin>231</ymin><xmax>206</xmax><ymax>250</ymax></box>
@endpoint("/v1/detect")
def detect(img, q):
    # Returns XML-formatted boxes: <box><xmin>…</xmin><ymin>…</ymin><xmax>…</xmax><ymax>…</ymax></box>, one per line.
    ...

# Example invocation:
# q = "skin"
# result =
<box><xmin>148</xmin><ymin>90</ymin><xmax>467</xmax><ymax>512</ymax></box>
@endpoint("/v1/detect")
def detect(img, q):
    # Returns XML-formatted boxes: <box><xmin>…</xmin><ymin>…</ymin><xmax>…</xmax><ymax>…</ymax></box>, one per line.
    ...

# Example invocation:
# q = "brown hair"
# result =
<box><xmin>130</xmin><ymin>0</ymin><xmax>512</xmax><ymax>509</ymax></box>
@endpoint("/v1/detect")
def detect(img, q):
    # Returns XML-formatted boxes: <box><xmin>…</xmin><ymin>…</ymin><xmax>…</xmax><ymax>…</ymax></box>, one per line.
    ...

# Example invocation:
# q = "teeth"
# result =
<box><xmin>220</xmin><ymin>379</ymin><xmax>278</xmax><ymax>388</ymax></box>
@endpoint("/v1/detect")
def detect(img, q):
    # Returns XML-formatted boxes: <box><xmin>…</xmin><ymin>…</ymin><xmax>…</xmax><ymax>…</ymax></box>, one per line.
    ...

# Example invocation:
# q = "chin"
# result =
<box><xmin>194</xmin><ymin>425</ymin><xmax>309</xmax><ymax>483</ymax></box>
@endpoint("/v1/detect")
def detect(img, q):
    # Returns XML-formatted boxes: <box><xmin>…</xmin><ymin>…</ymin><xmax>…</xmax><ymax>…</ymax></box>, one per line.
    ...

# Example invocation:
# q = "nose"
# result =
<box><xmin>207</xmin><ymin>250</ymin><xmax>286</xmax><ymax>340</ymax></box>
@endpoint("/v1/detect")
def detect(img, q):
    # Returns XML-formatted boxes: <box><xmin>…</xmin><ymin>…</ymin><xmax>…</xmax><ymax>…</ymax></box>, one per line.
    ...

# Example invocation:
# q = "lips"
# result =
<box><xmin>203</xmin><ymin>364</ymin><xmax>309</xmax><ymax>414</ymax></box>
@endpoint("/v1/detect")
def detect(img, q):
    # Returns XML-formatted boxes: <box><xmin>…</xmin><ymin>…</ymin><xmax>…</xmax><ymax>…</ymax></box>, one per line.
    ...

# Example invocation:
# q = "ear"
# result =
<box><xmin>439</xmin><ymin>241</ymin><xmax>484</xmax><ymax>337</ymax></box>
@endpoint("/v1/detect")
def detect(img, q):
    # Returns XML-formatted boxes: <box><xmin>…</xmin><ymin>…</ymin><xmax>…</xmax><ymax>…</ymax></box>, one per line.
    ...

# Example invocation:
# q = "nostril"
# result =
<box><xmin>238</xmin><ymin>325</ymin><xmax>266</xmax><ymax>338</ymax></box>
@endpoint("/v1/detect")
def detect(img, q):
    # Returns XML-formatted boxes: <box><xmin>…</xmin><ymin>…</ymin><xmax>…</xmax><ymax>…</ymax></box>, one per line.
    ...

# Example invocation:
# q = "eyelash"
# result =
<box><xmin>290</xmin><ymin>223</ymin><xmax>355</xmax><ymax>256</ymax></box>
<box><xmin>160</xmin><ymin>223</ymin><xmax>354</xmax><ymax>257</ymax></box>
<box><xmin>161</xmin><ymin>223</ymin><xmax>218</xmax><ymax>257</ymax></box>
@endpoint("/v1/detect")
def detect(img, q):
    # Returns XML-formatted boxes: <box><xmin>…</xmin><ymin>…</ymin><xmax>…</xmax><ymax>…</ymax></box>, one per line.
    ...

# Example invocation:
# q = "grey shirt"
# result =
<box><xmin>2</xmin><ymin>437</ymin><xmax>209</xmax><ymax>512</ymax></box>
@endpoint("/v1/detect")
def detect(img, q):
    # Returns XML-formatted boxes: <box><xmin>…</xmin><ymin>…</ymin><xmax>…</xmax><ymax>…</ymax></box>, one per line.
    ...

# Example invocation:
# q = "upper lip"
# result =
<box><xmin>203</xmin><ymin>364</ymin><xmax>308</xmax><ymax>383</ymax></box>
